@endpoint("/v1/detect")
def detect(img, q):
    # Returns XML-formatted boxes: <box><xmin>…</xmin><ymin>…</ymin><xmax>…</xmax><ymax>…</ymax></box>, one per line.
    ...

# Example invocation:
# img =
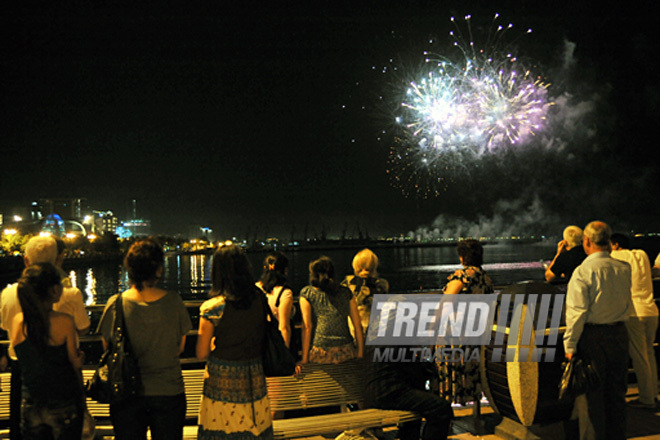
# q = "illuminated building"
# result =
<box><xmin>123</xmin><ymin>219</ymin><xmax>152</xmax><ymax>238</ymax></box>
<box><xmin>36</xmin><ymin>198</ymin><xmax>88</xmax><ymax>220</ymax></box>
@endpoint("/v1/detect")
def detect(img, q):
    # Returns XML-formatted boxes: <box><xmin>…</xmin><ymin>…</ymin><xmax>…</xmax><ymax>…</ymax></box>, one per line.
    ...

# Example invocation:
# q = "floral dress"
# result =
<box><xmin>437</xmin><ymin>266</ymin><xmax>494</xmax><ymax>405</ymax></box>
<box><xmin>341</xmin><ymin>275</ymin><xmax>389</xmax><ymax>338</ymax></box>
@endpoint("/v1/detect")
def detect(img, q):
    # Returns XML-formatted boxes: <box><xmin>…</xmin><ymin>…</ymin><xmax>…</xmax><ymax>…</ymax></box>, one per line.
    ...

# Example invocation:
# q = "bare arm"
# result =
<box><xmin>9</xmin><ymin>313</ymin><xmax>26</xmax><ymax>348</ymax></box>
<box><xmin>63</xmin><ymin>316</ymin><xmax>84</xmax><ymax>371</ymax></box>
<box><xmin>277</xmin><ymin>289</ymin><xmax>293</xmax><ymax>348</ymax></box>
<box><xmin>348</xmin><ymin>297</ymin><xmax>364</xmax><ymax>358</ymax></box>
<box><xmin>545</xmin><ymin>240</ymin><xmax>567</xmax><ymax>282</ymax></box>
<box><xmin>196</xmin><ymin>318</ymin><xmax>215</xmax><ymax>361</ymax></box>
<box><xmin>299</xmin><ymin>297</ymin><xmax>312</xmax><ymax>364</ymax></box>
<box><xmin>444</xmin><ymin>279</ymin><xmax>464</xmax><ymax>295</ymax></box>
<box><xmin>178</xmin><ymin>335</ymin><xmax>187</xmax><ymax>355</ymax></box>
<box><xmin>544</xmin><ymin>267</ymin><xmax>559</xmax><ymax>282</ymax></box>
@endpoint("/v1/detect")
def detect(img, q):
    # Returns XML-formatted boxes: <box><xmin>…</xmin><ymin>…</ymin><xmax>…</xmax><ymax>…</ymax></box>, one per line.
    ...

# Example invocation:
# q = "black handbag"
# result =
<box><xmin>86</xmin><ymin>293</ymin><xmax>143</xmax><ymax>404</ymax></box>
<box><xmin>558</xmin><ymin>355</ymin><xmax>600</xmax><ymax>402</ymax></box>
<box><xmin>262</xmin><ymin>295</ymin><xmax>296</xmax><ymax>377</ymax></box>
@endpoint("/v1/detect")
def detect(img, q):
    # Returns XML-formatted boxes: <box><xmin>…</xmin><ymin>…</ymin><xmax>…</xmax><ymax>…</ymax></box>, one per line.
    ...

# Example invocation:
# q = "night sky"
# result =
<box><xmin>2</xmin><ymin>2</ymin><xmax>659</xmax><ymax>239</ymax></box>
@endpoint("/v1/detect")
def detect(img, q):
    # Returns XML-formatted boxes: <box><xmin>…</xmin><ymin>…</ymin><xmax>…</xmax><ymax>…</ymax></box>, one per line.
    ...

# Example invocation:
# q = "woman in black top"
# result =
<box><xmin>11</xmin><ymin>263</ymin><xmax>84</xmax><ymax>439</ymax></box>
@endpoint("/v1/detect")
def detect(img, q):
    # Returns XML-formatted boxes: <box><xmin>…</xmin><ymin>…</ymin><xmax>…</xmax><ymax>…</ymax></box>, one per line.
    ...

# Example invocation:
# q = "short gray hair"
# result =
<box><xmin>583</xmin><ymin>221</ymin><xmax>611</xmax><ymax>247</ymax></box>
<box><xmin>563</xmin><ymin>225</ymin><xmax>583</xmax><ymax>248</ymax></box>
<box><xmin>24</xmin><ymin>236</ymin><xmax>58</xmax><ymax>265</ymax></box>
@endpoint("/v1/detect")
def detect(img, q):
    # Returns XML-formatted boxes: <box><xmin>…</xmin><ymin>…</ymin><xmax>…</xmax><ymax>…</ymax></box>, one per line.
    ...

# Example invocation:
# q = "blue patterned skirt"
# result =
<box><xmin>198</xmin><ymin>356</ymin><xmax>273</xmax><ymax>440</ymax></box>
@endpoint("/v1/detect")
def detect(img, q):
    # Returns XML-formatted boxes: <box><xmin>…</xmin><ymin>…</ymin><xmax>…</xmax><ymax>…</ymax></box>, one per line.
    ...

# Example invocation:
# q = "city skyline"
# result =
<box><xmin>2</xmin><ymin>2</ymin><xmax>658</xmax><ymax>238</ymax></box>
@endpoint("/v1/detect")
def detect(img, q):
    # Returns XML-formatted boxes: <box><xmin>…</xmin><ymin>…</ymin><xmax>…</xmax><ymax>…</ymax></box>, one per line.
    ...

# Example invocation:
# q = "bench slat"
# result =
<box><xmin>4</xmin><ymin>362</ymin><xmax>421</xmax><ymax>439</ymax></box>
<box><xmin>273</xmin><ymin>409</ymin><xmax>419</xmax><ymax>439</ymax></box>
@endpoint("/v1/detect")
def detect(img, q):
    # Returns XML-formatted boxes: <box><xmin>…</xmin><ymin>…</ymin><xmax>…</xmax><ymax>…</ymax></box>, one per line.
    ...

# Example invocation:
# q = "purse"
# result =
<box><xmin>558</xmin><ymin>355</ymin><xmax>600</xmax><ymax>402</ymax></box>
<box><xmin>262</xmin><ymin>294</ymin><xmax>296</xmax><ymax>377</ymax></box>
<box><xmin>86</xmin><ymin>293</ymin><xmax>143</xmax><ymax>403</ymax></box>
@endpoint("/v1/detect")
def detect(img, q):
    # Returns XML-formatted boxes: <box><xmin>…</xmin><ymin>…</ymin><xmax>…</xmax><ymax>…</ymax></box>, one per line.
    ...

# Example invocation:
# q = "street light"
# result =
<box><xmin>3</xmin><ymin>228</ymin><xmax>17</xmax><ymax>236</ymax></box>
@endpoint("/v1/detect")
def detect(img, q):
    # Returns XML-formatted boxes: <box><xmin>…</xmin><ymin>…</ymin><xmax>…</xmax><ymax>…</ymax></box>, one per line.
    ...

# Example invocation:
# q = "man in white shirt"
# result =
<box><xmin>610</xmin><ymin>233</ymin><xmax>658</xmax><ymax>409</ymax></box>
<box><xmin>653</xmin><ymin>252</ymin><xmax>660</xmax><ymax>278</ymax></box>
<box><xmin>53</xmin><ymin>236</ymin><xmax>90</xmax><ymax>335</ymax></box>
<box><xmin>564</xmin><ymin>221</ymin><xmax>632</xmax><ymax>440</ymax></box>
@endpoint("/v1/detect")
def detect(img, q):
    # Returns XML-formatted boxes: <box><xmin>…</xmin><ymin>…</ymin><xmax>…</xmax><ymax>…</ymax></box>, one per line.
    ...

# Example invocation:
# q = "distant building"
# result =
<box><xmin>102</xmin><ymin>213</ymin><xmax>119</xmax><ymax>234</ymax></box>
<box><xmin>123</xmin><ymin>219</ymin><xmax>152</xmax><ymax>238</ymax></box>
<box><xmin>30</xmin><ymin>201</ymin><xmax>43</xmax><ymax>221</ymax></box>
<box><xmin>41</xmin><ymin>214</ymin><xmax>66</xmax><ymax>236</ymax></box>
<box><xmin>35</xmin><ymin>198</ymin><xmax>88</xmax><ymax>220</ymax></box>
<box><xmin>200</xmin><ymin>227</ymin><xmax>214</xmax><ymax>241</ymax></box>
<box><xmin>92</xmin><ymin>210</ymin><xmax>119</xmax><ymax>234</ymax></box>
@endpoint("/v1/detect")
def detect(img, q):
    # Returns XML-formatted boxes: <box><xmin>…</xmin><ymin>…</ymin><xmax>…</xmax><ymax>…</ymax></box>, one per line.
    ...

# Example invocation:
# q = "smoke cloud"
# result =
<box><xmin>408</xmin><ymin>196</ymin><xmax>560</xmax><ymax>241</ymax></box>
<box><xmin>411</xmin><ymin>37</ymin><xmax>619</xmax><ymax>239</ymax></box>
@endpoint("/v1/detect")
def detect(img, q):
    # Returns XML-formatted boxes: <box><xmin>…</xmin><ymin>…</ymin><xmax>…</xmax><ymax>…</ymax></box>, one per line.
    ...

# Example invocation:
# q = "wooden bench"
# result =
<box><xmin>3</xmin><ymin>360</ymin><xmax>421</xmax><ymax>439</ymax></box>
<box><xmin>81</xmin><ymin>368</ymin><xmax>204</xmax><ymax>422</ymax></box>
<box><xmin>266</xmin><ymin>359</ymin><xmax>420</xmax><ymax>439</ymax></box>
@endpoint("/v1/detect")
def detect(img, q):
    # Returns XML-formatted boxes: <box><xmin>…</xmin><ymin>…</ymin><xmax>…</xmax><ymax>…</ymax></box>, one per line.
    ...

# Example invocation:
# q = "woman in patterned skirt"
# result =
<box><xmin>437</xmin><ymin>239</ymin><xmax>494</xmax><ymax>406</ymax></box>
<box><xmin>196</xmin><ymin>244</ymin><xmax>273</xmax><ymax>439</ymax></box>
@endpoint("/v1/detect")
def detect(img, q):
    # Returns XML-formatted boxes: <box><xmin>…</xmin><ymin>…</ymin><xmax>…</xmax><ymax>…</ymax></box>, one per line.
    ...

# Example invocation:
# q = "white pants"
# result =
<box><xmin>626</xmin><ymin>316</ymin><xmax>659</xmax><ymax>404</ymax></box>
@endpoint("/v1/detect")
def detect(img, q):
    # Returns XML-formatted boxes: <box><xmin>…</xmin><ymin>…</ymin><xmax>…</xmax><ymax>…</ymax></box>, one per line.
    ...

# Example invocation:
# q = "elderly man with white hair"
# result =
<box><xmin>564</xmin><ymin>221</ymin><xmax>632</xmax><ymax>440</ymax></box>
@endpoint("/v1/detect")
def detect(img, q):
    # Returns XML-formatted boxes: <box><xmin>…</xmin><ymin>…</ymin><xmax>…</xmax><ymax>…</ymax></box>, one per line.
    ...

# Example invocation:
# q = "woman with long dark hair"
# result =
<box><xmin>97</xmin><ymin>238</ymin><xmax>192</xmax><ymax>439</ymax></box>
<box><xmin>299</xmin><ymin>256</ymin><xmax>363</xmax><ymax>367</ymax></box>
<box><xmin>11</xmin><ymin>262</ymin><xmax>84</xmax><ymax>439</ymax></box>
<box><xmin>196</xmin><ymin>244</ymin><xmax>273</xmax><ymax>439</ymax></box>
<box><xmin>256</xmin><ymin>252</ymin><xmax>294</xmax><ymax>348</ymax></box>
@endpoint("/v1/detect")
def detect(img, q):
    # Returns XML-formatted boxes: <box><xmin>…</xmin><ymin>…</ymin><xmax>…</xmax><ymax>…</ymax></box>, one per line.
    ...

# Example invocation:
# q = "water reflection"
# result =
<box><xmin>85</xmin><ymin>269</ymin><xmax>96</xmax><ymax>305</ymax></box>
<box><xmin>66</xmin><ymin>261</ymin><xmax>126</xmax><ymax>305</ymax></box>
<box><xmin>68</xmin><ymin>270</ymin><xmax>77</xmax><ymax>288</ymax></box>
<box><xmin>190</xmin><ymin>255</ymin><xmax>206</xmax><ymax>287</ymax></box>
<box><xmin>62</xmin><ymin>244</ymin><xmax>555</xmax><ymax>304</ymax></box>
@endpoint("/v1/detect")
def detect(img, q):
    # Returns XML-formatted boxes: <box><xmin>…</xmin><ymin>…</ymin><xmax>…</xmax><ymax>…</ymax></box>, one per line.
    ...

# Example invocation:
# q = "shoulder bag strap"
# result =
<box><xmin>275</xmin><ymin>284</ymin><xmax>291</xmax><ymax>308</ymax></box>
<box><xmin>115</xmin><ymin>293</ymin><xmax>135</xmax><ymax>354</ymax></box>
<box><xmin>262</xmin><ymin>292</ymin><xmax>277</xmax><ymax>323</ymax></box>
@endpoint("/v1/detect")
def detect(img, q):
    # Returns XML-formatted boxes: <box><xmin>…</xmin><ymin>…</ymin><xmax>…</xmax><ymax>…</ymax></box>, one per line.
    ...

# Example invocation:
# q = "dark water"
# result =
<box><xmin>61</xmin><ymin>242</ymin><xmax>556</xmax><ymax>306</ymax></box>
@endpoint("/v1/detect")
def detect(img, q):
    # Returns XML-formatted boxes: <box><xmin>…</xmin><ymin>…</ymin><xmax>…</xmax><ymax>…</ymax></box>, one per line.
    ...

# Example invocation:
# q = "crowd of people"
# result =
<box><xmin>0</xmin><ymin>222</ymin><xmax>658</xmax><ymax>440</ymax></box>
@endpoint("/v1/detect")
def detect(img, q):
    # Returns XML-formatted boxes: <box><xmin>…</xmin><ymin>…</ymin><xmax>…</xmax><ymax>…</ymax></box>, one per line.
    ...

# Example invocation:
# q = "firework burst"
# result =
<box><xmin>388</xmin><ymin>14</ymin><xmax>553</xmax><ymax>197</ymax></box>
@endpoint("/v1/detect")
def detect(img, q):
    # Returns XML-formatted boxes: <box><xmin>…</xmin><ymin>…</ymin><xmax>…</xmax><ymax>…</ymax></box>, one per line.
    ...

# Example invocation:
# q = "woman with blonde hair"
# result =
<box><xmin>341</xmin><ymin>248</ymin><xmax>389</xmax><ymax>336</ymax></box>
